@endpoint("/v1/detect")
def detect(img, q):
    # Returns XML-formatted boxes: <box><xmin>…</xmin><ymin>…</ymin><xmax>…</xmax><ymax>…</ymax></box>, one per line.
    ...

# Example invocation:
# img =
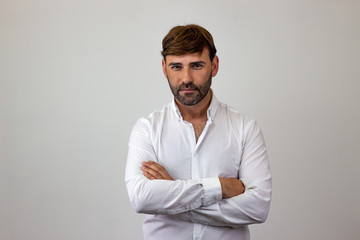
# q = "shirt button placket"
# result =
<box><xmin>184</xmin><ymin>121</ymin><xmax>197</xmax><ymax>179</ymax></box>
<box><xmin>193</xmin><ymin>223</ymin><xmax>204</xmax><ymax>240</ymax></box>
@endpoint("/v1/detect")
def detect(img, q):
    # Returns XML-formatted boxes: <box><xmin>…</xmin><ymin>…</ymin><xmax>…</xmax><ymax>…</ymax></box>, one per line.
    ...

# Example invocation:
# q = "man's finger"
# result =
<box><xmin>143</xmin><ymin>161</ymin><xmax>166</xmax><ymax>172</ymax></box>
<box><xmin>142</xmin><ymin>161</ymin><xmax>166</xmax><ymax>177</ymax></box>
<box><xmin>141</xmin><ymin>165</ymin><xmax>163</xmax><ymax>179</ymax></box>
<box><xmin>141</xmin><ymin>161</ymin><xmax>174</xmax><ymax>180</ymax></box>
<box><xmin>143</xmin><ymin>171</ymin><xmax>155</xmax><ymax>180</ymax></box>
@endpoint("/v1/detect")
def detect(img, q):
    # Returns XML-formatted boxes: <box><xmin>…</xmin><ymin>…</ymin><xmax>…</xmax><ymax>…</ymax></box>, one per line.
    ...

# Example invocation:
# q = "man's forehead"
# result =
<box><xmin>165</xmin><ymin>49</ymin><xmax>210</xmax><ymax>63</ymax></box>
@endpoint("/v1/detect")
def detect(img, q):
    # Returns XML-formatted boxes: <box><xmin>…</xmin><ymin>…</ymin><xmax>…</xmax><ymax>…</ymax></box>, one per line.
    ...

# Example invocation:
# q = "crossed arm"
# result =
<box><xmin>125</xmin><ymin>118</ymin><xmax>272</xmax><ymax>228</ymax></box>
<box><xmin>141</xmin><ymin>160</ymin><xmax>245</xmax><ymax>199</ymax></box>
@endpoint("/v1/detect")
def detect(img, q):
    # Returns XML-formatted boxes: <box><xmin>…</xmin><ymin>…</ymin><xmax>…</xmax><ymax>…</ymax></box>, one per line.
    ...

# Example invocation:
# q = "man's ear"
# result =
<box><xmin>162</xmin><ymin>58</ymin><xmax>167</xmax><ymax>78</ymax></box>
<box><xmin>211</xmin><ymin>55</ymin><xmax>219</xmax><ymax>77</ymax></box>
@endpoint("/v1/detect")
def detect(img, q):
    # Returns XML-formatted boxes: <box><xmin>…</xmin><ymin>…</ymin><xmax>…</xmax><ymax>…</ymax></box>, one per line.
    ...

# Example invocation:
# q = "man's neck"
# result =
<box><xmin>175</xmin><ymin>89</ymin><xmax>212</xmax><ymax>122</ymax></box>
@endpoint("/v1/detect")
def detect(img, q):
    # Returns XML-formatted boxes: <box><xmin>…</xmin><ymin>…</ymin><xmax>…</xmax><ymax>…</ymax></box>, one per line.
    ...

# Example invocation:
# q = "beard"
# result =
<box><xmin>167</xmin><ymin>73</ymin><xmax>212</xmax><ymax>106</ymax></box>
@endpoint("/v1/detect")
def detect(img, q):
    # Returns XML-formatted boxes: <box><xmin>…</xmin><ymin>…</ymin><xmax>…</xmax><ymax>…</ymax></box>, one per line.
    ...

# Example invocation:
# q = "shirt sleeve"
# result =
<box><xmin>125</xmin><ymin>119</ymin><xmax>223</xmax><ymax>215</ymax></box>
<box><xmin>174</xmin><ymin>120</ymin><xmax>272</xmax><ymax>228</ymax></box>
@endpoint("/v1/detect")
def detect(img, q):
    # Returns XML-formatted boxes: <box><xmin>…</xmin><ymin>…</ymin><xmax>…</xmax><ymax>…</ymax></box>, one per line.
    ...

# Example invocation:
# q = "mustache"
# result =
<box><xmin>177</xmin><ymin>82</ymin><xmax>200</xmax><ymax>91</ymax></box>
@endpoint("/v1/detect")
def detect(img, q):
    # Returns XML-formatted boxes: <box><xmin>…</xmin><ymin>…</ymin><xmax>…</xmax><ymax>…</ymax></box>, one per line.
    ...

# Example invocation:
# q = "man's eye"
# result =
<box><xmin>171</xmin><ymin>65</ymin><xmax>181</xmax><ymax>70</ymax></box>
<box><xmin>192</xmin><ymin>64</ymin><xmax>204</xmax><ymax>69</ymax></box>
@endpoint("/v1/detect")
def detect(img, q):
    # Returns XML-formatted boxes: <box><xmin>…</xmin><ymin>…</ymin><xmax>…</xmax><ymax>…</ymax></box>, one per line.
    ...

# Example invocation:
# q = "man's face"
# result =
<box><xmin>162</xmin><ymin>48</ymin><xmax>219</xmax><ymax>106</ymax></box>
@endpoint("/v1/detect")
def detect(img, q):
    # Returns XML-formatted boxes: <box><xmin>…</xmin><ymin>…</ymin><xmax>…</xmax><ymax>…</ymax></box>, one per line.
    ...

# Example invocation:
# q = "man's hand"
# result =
<box><xmin>219</xmin><ymin>177</ymin><xmax>245</xmax><ymax>199</ymax></box>
<box><xmin>141</xmin><ymin>161</ymin><xmax>174</xmax><ymax>180</ymax></box>
<box><xmin>141</xmin><ymin>162</ymin><xmax>244</xmax><ymax>199</ymax></box>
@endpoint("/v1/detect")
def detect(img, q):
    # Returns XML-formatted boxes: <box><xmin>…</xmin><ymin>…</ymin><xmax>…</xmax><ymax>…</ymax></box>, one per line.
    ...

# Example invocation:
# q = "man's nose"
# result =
<box><xmin>181</xmin><ymin>68</ymin><xmax>193</xmax><ymax>84</ymax></box>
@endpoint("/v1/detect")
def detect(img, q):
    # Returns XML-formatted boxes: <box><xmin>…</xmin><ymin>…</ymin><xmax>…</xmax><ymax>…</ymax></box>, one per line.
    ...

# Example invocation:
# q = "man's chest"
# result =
<box><xmin>192</xmin><ymin>121</ymin><xmax>206</xmax><ymax>142</ymax></box>
<box><xmin>152</xmin><ymin>121</ymin><xmax>243</xmax><ymax>180</ymax></box>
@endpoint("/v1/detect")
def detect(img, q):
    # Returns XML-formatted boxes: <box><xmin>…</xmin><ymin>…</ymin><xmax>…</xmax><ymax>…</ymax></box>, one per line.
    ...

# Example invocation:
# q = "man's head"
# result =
<box><xmin>161</xmin><ymin>24</ymin><xmax>217</xmax><ymax>62</ymax></box>
<box><xmin>161</xmin><ymin>24</ymin><xmax>219</xmax><ymax>106</ymax></box>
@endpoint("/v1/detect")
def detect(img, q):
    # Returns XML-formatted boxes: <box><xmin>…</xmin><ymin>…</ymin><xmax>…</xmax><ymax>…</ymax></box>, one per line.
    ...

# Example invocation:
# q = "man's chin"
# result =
<box><xmin>176</xmin><ymin>96</ymin><xmax>202</xmax><ymax>106</ymax></box>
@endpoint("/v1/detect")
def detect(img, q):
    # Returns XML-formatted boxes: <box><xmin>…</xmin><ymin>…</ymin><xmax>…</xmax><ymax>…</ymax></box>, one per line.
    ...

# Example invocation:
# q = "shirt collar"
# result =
<box><xmin>171</xmin><ymin>90</ymin><xmax>219</xmax><ymax>121</ymax></box>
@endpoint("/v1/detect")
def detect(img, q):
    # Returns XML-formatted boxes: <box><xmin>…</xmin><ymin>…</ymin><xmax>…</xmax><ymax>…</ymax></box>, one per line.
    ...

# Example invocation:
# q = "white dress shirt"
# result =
<box><xmin>125</xmin><ymin>94</ymin><xmax>272</xmax><ymax>240</ymax></box>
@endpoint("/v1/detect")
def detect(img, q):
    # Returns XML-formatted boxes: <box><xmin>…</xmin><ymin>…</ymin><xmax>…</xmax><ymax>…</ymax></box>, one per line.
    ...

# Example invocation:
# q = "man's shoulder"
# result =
<box><xmin>136</xmin><ymin>102</ymin><xmax>173</xmax><ymax>125</ymax></box>
<box><xmin>216</xmin><ymin>100</ymin><xmax>258</xmax><ymax>129</ymax></box>
<box><xmin>217</xmin><ymin>100</ymin><xmax>247</xmax><ymax>119</ymax></box>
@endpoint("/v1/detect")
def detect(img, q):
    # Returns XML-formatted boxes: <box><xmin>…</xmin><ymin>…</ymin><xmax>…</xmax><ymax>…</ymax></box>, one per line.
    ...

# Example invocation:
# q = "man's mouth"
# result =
<box><xmin>179</xmin><ymin>89</ymin><xmax>198</xmax><ymax>94</ymax></box>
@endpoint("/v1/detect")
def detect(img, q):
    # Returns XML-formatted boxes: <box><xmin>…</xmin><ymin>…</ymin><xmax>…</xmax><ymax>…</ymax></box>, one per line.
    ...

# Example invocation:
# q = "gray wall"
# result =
<box><xmin>1</xmin><ymin>0</ymin><xmax>359</xmax><ymax>239</ymax></box>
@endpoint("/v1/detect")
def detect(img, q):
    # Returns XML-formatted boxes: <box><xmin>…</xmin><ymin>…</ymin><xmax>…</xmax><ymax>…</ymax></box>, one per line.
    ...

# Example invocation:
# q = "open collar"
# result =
<box><xmin>171</xmin><ymin>91</ymin><xmax>219</xmax><ymax>122</ymax></box>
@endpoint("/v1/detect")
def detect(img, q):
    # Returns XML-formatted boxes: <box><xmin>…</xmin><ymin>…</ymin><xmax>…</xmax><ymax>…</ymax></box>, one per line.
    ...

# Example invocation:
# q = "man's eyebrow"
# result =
<box><xmin>168</xmin><ymin>62</ymin><xmax>183</xmax><ymax>66</ymax></box>
<box><xmin>168</xmin><ymin>61</ymin><xmax>206</xmax><ymax>66</ymax></box>
<box><xmin>189</xmin><ymin>61</ymin><xmax>206</xmax><ymax>65</ymax></box>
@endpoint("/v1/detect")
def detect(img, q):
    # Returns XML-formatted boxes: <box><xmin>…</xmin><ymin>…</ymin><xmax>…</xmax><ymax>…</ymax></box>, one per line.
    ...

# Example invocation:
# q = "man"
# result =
<box><xmin>125</xmin><ymin>24</ymin><xmax>272</xmax><ymax>240</ymax></box>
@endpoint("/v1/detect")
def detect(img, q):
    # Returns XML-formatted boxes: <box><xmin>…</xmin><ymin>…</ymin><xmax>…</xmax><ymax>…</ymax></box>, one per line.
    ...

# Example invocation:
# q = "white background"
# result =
<box><xmin>1</xmin><ymin>0</ymin><xmax>359</xmax><ymax>239</ymax></box>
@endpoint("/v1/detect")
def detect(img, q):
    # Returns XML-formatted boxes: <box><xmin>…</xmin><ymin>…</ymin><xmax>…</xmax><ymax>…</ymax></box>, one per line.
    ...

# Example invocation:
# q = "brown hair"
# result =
<box><xmin>161</xmin><ymin>24</ymin><xmax>217</xmax><ymax>61</ymax></box>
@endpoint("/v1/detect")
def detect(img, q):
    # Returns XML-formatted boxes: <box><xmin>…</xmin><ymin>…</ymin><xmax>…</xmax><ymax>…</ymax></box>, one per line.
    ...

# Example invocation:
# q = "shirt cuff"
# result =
<box><xmin>200</xmin><ymin>177</ymin><xmax>222</xmax><ymax>206</ymax></box>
